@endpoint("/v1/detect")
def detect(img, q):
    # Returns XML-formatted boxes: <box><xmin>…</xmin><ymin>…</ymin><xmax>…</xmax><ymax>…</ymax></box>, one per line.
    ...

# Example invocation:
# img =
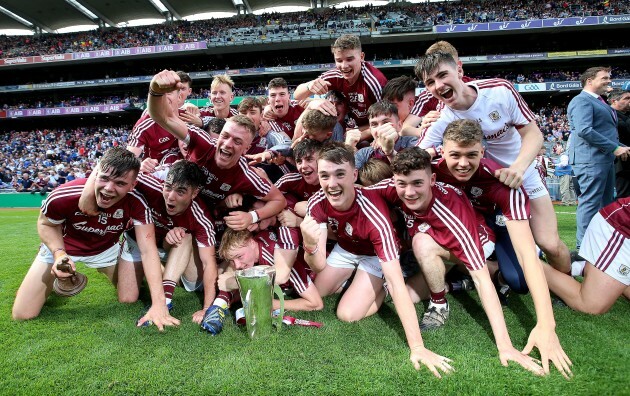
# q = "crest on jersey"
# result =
<box><xmin>269</xmin><ymin>232</ymin><xmax>277</xmax><ymax>242</ymax></box>
<box><xmin>345</xmin><ymin>223</ymin><xmax>353</xmax><ymax>237</ymax></box>
<box><xmin>220</xmin><ymin>183</ymin><xmax>231</xmax><ymax>191</ymax></box>
<box><xmin>470</xmin><ymin>186</ymin><xmax>483</xmax><ymax>197</ymax></box>
<box><xmin>113</xmin><ymin>209</ymin><xmax>124</xmax><ymax>219</ymax></box>
<box><xmin>619</xmin><ymin>265</ymin><xmax>630</xmax><ymax>277</ymax></box>
<box><xmin>495</xmin><ymin>214</ymin><xmax>507</xmax><ymax>227</ymax></box>
<box><xmin>489</xmin><ymin>110</ymin><xmax>501</xmax><ymax>122</ymax></box>
<box><xmin>417</xmin><ymin>222</ymin><xmax>431</xmax><ymax>233</ymax></box>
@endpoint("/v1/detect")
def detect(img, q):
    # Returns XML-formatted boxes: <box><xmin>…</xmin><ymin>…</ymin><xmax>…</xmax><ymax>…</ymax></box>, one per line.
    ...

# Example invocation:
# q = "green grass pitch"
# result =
<box><xmin>0</xmin><ymin>208</ymin><xmax>628</xmax><ymax>395</ymax></box>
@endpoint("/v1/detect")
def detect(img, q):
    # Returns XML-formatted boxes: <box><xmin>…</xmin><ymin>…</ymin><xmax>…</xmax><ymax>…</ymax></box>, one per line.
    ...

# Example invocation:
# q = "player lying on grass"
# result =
<box><xmin>300</xmin><ymin>142</ymin><xmax>453</xmax><ymax>378</ymax></box>
<box><xmin>200</xmin><ymin>228</ymin><xmax>324</xmax><ymax>335</ymax></box>
<box><xmin>12</xmin><ymin>148</ymin><xmax>179</xmax><ymax>330</ymax></box>
<box><xmin>544</xmin><ymin>197</ymin><xmax>630</xmax><ymax>314</ymax></box>
<box><xmin>368</xmin><ymin>147</ymin><xmax>545</xmax><ymax>376</ymax></box>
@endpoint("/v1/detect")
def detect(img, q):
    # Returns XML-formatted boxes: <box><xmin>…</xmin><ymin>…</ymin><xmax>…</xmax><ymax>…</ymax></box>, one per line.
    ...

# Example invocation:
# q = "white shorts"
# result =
<box><xmin>579</xmin><ymin>212</ymin><xmax>630</xmax><ymax>286</ymax></box>
<box><xmin>327</xmin><ymin>244</ymin><xmax>385</xmax><ymax>279</ymax></box>
<box><xmin>120</xmin><ymin>233</ymin><xmax>167</xmax><ymax>263</ymax></box>
<box><xmin>38</xmin><ymin>243</ymin><xmax>120</xmax><ymax>269</ymax></box>
<box><xmin>483</xmin><ymin>240</ymin><xmax>496</xmax><ymax>261</ymax></box>
<box><xmin>522</xmin><ymin>165</ymin><xmax>549</xmax><ymax>200</ymax></box>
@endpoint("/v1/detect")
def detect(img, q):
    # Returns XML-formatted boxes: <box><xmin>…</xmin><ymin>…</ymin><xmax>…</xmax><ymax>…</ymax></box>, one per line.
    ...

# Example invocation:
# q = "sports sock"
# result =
<box><xmin>212</xmin><ymin>291</ymin><xmax>234</xmax><ymax>309</ymax></box>
<box><xmin>429</xmin><ymin>289</ymin><xmax>447</xmax><ymax>305</ymax></box>
<box><xmin>571</xmin><ymin>260</ymin><xmax>586</xmax><ymax>277</ymax></box>
<box><xmin>162</xmin><ymin>280</ymin><xmax>177</xmax><ymax>305</ymax></box>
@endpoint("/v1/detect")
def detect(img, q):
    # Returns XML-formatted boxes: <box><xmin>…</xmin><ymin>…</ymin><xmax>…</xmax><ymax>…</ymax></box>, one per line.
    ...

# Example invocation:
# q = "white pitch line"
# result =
<box><xmin>555</xmin><ymin>211</ymin><xmax>577</xmax><ymax>215</ymax></box>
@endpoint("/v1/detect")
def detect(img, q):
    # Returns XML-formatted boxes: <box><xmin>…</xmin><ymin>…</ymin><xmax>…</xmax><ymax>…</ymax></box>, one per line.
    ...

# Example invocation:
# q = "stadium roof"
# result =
<box><xmin>0</xmin><ymin>0</ymin><xmax>385</xmax><ymax>34</ymax></box>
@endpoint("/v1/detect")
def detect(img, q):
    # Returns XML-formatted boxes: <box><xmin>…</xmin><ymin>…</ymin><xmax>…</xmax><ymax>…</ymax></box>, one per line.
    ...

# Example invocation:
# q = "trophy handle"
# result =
<box><xmin>273</xmin><ymin>284</ymin><xmax>285</xmax><ymax>332</ymax></box>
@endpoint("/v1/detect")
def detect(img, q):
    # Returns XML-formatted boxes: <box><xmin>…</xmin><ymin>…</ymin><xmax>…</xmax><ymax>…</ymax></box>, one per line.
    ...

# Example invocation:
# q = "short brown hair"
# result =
<box><xmin>218</xmin><ymin>228</ymin><xmax>253</xmax><ymax>260</ymax></box>
<box><xmin>302</xmin><ymin>110</ymin><xmax>337</xmax><ymax>134</ymax></box>
<box><xmin>318</xmin><ymin>142</ymin><xmax>355</xmax><ymax>168</ymax></box>
<box><xmin>426</xmin><ymin>41</ymin><xmax>459</xmax><ymax>58</ymax></box>
<box><xmin>382</xmin><ymin>76</ymin><xmax>417</xmax><ymax>102</ymax></box>
<box><xmin>359</xmin><ymin>158</ymin><xmax>393</xmax><ymax>186</ymax></box>
<box><xmin>99</xmin><ymin>147</ymin><xmax>140</xmax><ymax>179</ymax></box>
<box><xmin>443</xmin><ymin>119</ymin><xmax>483</xmax><ymax>146</ymax></box>
<box><xmin>331</xmin><ymin>34</ymin><xmax>361</xmax><ymax>52</ymax></box>
<box><xmin>580</xmin><ymin>67</ymin><xmax>611</xmax><ymax>87</ymax></box>
<box><xmin>267</xmin><ymin>77</ymin><xmax>288</xmax><ymax>90</ymax></box>
<box><xmin>211</xmin><ymin>74</ymin><xmax>234</xmax><ymax>91</ymax></box>
<box><xmin>414</xmin><ymin>52</ymin><xmax>458</xmax><ymax>82</ymax></box>
<box><xmin>228</xmin><ymin>114</ymin><xmax>257</xmax><ymax>138</ymax></box>
<box><xmin>176</xmin><ymin>71</ymin><xmax>192</xmax><ymax>86</ymax></box>
<box><xmin>238</xmin><ymin>96</ymin><xmax>264</xmax><ymax>114</ymax></box>
<box><xmin>607</xmin><ymin>88</ymin><xmax>630</xmax><ymax>104</ymax></box>
<box><xmin>368</xmin><ymin>101</ymin><xmax>398</xmax><ymax>120</ymax></box>
<box><xmin>390</xmin><ymin>147</ymin><xmax>432</xmax><ymax>176</ymax></box>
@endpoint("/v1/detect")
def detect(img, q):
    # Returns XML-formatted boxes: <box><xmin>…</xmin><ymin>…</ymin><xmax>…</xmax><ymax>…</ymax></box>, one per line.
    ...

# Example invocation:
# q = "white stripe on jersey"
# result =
<box><xmin>191</xmin><ymin>201</ymin><xmax>216</xmax><ymax>247</ymax></box>
<box><xmin>362</xmin><ymin>63</ymin><xmax>382</xmax><ymax>101</ymax></box>
<box><xmin>356</xmin><ymin>191</ymin><xmax>398</xmax><ymax>262</ymax></box>
<box><xmin>475</xmin><ymin>79</ymin><xmax>534</xmax><ymax>121</ymax></box>
<box><xmin>306</xmin><ymin>189</ymin><xmax>327</xmax><ymax>215</ymax></box>
<box><xmin>238</xmin><ymin>158</ymin><xmax>271</xmax><ymax>196</ymax></box>
<box><xmin>509</xmin><ymin>188</ymin><xmax>528</xmax><ymax>220</ymax></box>
<box><xmin>275</xmin><ymin>172</ymin><xmax>303</xmax><ymax>189</ymax></box>
<box><xmin>138</xmin><ymin>173</ymin><xmax>163</xmax><ymax>194</ymax></box>
<box><xmin>432</xmin><ymin>198</ymin><xmax>485</xmax><ymax>271</ymax></box>
<box><xmin>41</xmin><ymin>185</ymin><xmax>84</xmax><ymax>215</ymax></box>
<box><xmin>261</xmin><ymin>248</ymin><xmax>275</xmax><ymax>266</ymax></box>
<box><xmin>279</xmin><ymin>226</ymin><xmax>298</xmax><ymax>250</ymax></box>
<box><xmin>410</xmin><ymin>90</ymin><xmax>432</xmax><ymax>115</ymax></box>
<box><xmin>289</xmin><ymin>269</ymin><xmax>307</xmax><ymax>294</ymax></box>
<box><xmin>129</xmin><ymin>115</ymin><xmax>155</xmax><ymax>146</ymax></box>
<box><xmin>128</xmin><ymin>190</ymin><xmax>153</xmax><ymax>224</ymax></box>
<box><xmin>321</xmin><ymin>69</ymin><xmax>343</xmax><ymax>80</ymax></box>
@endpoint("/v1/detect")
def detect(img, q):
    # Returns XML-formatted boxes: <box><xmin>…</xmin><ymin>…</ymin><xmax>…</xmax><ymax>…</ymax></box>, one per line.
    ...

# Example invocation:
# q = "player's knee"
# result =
<box><xmin>308</xmin><ymin>299</ymin><xmax>324</xmax><ymax>311</ymax></box>
<box><xmin>412</xmin><ymin>237</ymin><xmax>441</xmax><ymax>265</ymax></box>
<box><xmin>118</xmin><ymin>291</ymin><xmax>139</xmax><ymax>304</ymax></box>
<box><xmin>336</xmin><ymin>306</ymin><xmax>361</xmax><ymax>323</ymax></box>
<box><xmin>538</xmin><ymin>236</ymin><xmax>567</xmax><ymax>258</ymax></box>
<box><xmin>583</xmin><ymin>302</ymin><xmax>612</xmax><ymax>315</ymax></box>
<box><xmin>12</xmin><ymin>307</ymin><xmax>39</xmax><ymax>321</ymax></box>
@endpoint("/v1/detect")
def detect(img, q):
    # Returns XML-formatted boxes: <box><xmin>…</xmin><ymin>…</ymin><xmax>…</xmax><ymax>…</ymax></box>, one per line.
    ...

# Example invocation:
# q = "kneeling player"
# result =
<box><xmin>544</xmin><ymin>197</ymin><xmax>630</xmax><ymax>314</ymax></box>
<box><xmin>12</xmin><ymin>148</ymin><xmax>178</xmax><ymax>330</ymax></box>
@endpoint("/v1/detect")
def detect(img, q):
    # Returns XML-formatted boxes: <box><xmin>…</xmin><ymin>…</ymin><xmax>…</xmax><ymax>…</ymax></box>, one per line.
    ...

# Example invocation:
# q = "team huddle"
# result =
<box><xmin>12</xmin><ymin>35</ymin><xmax>630</xmax><ymax>379</ymax></box>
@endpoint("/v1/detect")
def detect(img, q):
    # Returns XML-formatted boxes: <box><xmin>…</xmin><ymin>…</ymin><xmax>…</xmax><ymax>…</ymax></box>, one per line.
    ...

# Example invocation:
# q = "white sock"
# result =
<box><xmin>212</xmin><ymin>297</ymin><xmax>228</xmax><ymax>309</ymax></box>
<box><xmin>571</xmin><ymin>260</ymin><xmax>586</xmax><ymax>277</ymax></box>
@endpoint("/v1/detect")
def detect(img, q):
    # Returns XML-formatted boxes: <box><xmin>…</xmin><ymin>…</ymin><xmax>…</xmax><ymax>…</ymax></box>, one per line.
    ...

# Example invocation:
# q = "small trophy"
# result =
<box><xmin>52</xmin><ymin>257</ymin><xmax>88</xmax><ymax>297</ymax></box>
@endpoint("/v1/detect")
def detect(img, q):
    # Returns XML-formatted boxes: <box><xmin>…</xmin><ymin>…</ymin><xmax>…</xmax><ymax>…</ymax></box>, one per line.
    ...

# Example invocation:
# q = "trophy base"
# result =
<box><xmin>53</xmin><ymin>273</ymin><xmax>88</xmax><ymax>297</ymax></box>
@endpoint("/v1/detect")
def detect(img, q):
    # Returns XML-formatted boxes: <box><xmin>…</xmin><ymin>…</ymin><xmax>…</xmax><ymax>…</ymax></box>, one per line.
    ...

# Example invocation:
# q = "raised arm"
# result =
<box><xmin>147</xmin><ymin>70</ymin><xmax>189</xmax><ymax>141</ymax></box>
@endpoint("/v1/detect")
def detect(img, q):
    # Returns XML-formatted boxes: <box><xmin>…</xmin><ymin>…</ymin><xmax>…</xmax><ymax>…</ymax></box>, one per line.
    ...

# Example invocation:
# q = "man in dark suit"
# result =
<box><xmin>568</xmin><ymin>67</ymin><xmax>630</xmax><ymax>249</ymax></box>
<box><xmin>609</xmin><ymin>89</ymin><xmax>630</xmax><ymax>198</ymax></box>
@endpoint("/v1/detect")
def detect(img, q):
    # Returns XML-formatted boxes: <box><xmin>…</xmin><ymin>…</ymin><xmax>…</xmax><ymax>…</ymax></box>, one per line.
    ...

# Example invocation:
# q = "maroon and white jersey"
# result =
<box><xmin>41</xmin><ymin>179</ymin><xmax>152</xmax><ymax>257</ymax></box>
<box><xmin>185</xmin><ymin>125</ymin><xmax>272</xmax><ymax>202</ymax></box>
<box><xmin>275</xmin><ymin>172</ymin><xmax>321</xmax><ymax>209</ymax></box>
<box><xmin>600</xmin><ymin>197</ymin><xmax>630</xmax><ymax>239</ymax></box>
<box><xmin>159</xmin><ymin>149</ymin><xmax>184</xmax><ymax>167</ymax></box>
<box><xmin>199</xmin><ymin>107</ymin><xmax>239</xmax><ymax>118</ymax></box>
<box><xmin>410</xmin><ymin>76</ymin><xmax>474</xmax><ymax>118</ymax></box>
<box><xmin>133</xmin><ymin>173</ymin><xmax>216</xmax><ymax>247</ymax></box>
<box><xmin>433</xmin><ymin>157</ymin><xmax>530</xmax><ymax>221</ymax></box>
<box><xmin>268</xmin><ymin>102</ymin><xmax>305</xmax><ymax>139</ymax></box>
<box><xmin>368</xmin><ymin>179</ymin><xmax>485</xmax><ymax>271</ymax></box>
<box><xmin>128</xmin><ymin>110</ymin><xmax>178</xmax><ymax>161</ymax></box>
<box><xmin>255</xmin><ymin>229</ymin><xmax>314</xmax><ymax>295</ymax></box>
<box><xmin>307</xmin><ymin>188</ymin><xmax>399</xmax><ymax>262</ymax></box>
<box><xmin>320</xmin><ymin>62</ymin><xmax>387</xmax><ymax>127</ymax></box>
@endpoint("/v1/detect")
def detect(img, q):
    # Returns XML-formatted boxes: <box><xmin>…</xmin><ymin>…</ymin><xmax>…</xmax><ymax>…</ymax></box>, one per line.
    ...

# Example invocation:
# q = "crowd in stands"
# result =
<box><xmin>1</xmin><ymin>0</ymin><xmax>628</xmax><ymax>59</ymax></box>
<box><xmin>0</xmin><ymin>126</ymin><xmax>130</xmax><ymax>192</ymax></box>
<box><xmin>5</xmin><ymin>67</ymin><xmax>629</xmax><ymax>111</ymax></box>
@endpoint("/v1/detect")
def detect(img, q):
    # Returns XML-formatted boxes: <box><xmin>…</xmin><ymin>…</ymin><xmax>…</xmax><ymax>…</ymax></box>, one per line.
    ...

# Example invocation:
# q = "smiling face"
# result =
<box><xmin>422</xmin><ymin>61</ymin><xmax>468</xmax><ymax>110</ymax></box>
<box><xmin>393</xmin><ymin>168</ymin><xmax>435</xmax><ymax>213</ymax></box>
<box><xmin>268</xmin><ymin>86</ymin><xmax>290</xmax><ymax>118</ymax></box>
<box><xmin>333</xmin><ymin>48</ymin><xmax>364</xmax><ymax>85</ymax></box>
<box><xmin>214</xmin><ymin>120</ymin><xmax>253</xmax><ymax>169</ymax></box>
<box><xmin>242</xmin><ymin>107</ymin><xmax>262</xmax><ymax>130</ymax></box>
<box><xmin>210</xmin><ymin>82</ymin><xmax>234</xmax><ymax>111</ymax></box>
<box><xmin>586</xmin><ymin>70</ymin><xmax>611</xmax><ymax>96</ymax></box>
<box><xmin>94</xmin><ymin>167</ymin><xmax>137</xmax><ymax>209</ymax></box>
<box><xmin>296</xmin><ymin>151</ymin><xmax>319</xmax><ymax>186</ymax></box>
<box><xmin>162</xmin><ymin>182</ymin><xmax>198</xmax><ymax>216</ymax></box>
<box><xmin>442</xmin><ymin>139</ymin><xmax>484</xmax><ymax>183</ymax></box>
<box><xmin>318</xmin><ymin>159</ymin><xmax>357</xmax><ymax>211</ymax></box>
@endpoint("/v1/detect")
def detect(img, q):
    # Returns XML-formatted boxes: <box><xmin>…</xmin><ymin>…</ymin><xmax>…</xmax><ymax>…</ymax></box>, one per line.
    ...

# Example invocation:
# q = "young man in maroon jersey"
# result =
<box><xmin>294</xmin><ymin>34</ymin><xmax>387</xmax><ymax>140</ymax></box>
<box><xmin>368</xmin><ymin>147</ymin><xmax>545</xmax><ymax>376</ymax></box>
<box><xmin>127</xmin><ymin>71</ymin><xmax>192</xmax><ymax>162</ymax></box>
<box><xmin>432</xmin><ymin>119</ymin><xmax>573</xmax><ymax>378</ymax></box>
<box><xmin>12</xmin><ymin>148</ymin><xmax>179</xmax><ymax>331</ymax></box>
<box><xmin>147</xmin><ymin>70</ymin><xmax>286</xmax><ymax>232</ymax></box>
<box><xmin>264</xmin><ymin>77</ymin><xmax>305</xmax><ymax>139</ymax></box>
<box><xmin>543</xmin><ymin>197</ymin><xmax>630</xmax><ymax>314</ymax></box>
<box><xmin>300</xmin><ymin>142</ymin><xmax>453</xmax><ymax>378</ymax></box>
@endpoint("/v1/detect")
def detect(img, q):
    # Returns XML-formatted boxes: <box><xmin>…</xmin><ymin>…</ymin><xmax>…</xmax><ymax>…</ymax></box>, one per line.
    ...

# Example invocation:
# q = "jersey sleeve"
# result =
<box><xmin>358</xmin><ymin>192</ymin><xmax>399</xmax><ymax>263</ymax></box>
<box><xmin>128</xmin><ymin>113</ymin><xmax>152</xmax><ymax>148</ymax></box>
<box><xmin>503</xmin><ymin>82</ymin><xmax>535</xmax><ymax>126</ymax></box>
<box><xmin>128</xmin><ymin>191</ymin><xmax>153</xmax><ymax>226</ymax></box>
<box><xmin>306</xmin><ymin>192</ymin><xmax>328</xmax><ymax>224</ymax></box>
<box><xmin>186</xmin><ymin>126</ymin><xmax>215</xmax><ymax>164</ymax></box>
<box><xmin>190</xmin><ymin>200</ymin><xmax>216</xmax><ymax>247</ymax></box>
<box><xmin>237</xmin><ymin>159</ymin><xmax>272</xmax><ymax>199</ymax></box>
<box><xmin>417</xmin><ymin>116</ymin><xmax>449</xmax><ymax>150</ymax></box>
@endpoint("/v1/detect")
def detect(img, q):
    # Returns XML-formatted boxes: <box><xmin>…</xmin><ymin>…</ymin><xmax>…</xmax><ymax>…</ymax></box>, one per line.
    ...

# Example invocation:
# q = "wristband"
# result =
<box><xmin>249</xmin><ymin>210</ymin><xmax>259</xmax><ymax>224</ymax></box>
<box><xmin>303</xmin><ymin>244</ymin><xmax>319</xmax><ymax>255</ymax></box>
<box><xmin>149</xmin><ymin>88</ymin><xmax>164</xmax><ymax>97</ymax></box>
